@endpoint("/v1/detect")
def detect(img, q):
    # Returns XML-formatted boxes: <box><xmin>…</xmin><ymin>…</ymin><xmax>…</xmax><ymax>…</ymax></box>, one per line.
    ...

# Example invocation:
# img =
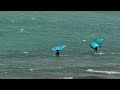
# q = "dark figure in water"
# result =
<box><xmin>56</xmin><ymin>50</ymin><xmax>60</xmax><ymax>56</ymax></box>
<box><xmin>90</xmin><ymin>44</ymin><xmax>98</xmax><ymax>54</ymax></box>
<box><xmin>94</xmin><ymin>47</ymin><xmax>98</xmax><ymax>53</ymax></box>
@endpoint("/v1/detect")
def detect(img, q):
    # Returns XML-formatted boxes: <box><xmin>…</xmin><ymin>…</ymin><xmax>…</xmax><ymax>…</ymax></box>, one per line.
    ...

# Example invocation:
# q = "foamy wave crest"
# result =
<box><xmin>111</xmin><ymin>53</ymin><xmax>120</xmax><ymax>55</ymax></box>
<box><xmin>62</xmin><ymin>77</ymin><xmax>73</xmax><ymax>79</ymax></box>
<box><xmin>58</xmin><ymin>67</ymin><xmax>64</xmax><ymax>69</ymax></box>
<box><xmin>95</xmin><ymin>52</ymin><xmax>104</xmax><ymax>55</ymax></box>
<box><xmin>23</xmin><ymin>52</ymin><xmax>28</xmax><ymax>54</ymax></box>
<box><xmin>86</xmin><ymin>69</ymin><xmax>120</xmax><ymax>74</ymax></box>
<box><xmin>52</xmin><ymin>55</ymin><xmax>70</xmax><ymax>57</ymax></box>
<box><xmin>83</xmin><ymin>40</ymin><xmax>86</xmax><ymax>42</ymax></box>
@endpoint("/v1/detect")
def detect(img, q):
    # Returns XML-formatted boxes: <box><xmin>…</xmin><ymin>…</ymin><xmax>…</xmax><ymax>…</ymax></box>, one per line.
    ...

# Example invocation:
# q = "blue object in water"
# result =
<box><xmin>90</xmin><ymin>41</ymin><xmax>99</xmax><ymax>49</ymax></box>
<box><xmin>93</xmin><ymin>37</ymin><xmax>105</xmax><ymax>46</ymax></box>
<box><xmin>52</xmin><ymin>45</ymin><xmax>66</xmax><ymax>51</ymax></box>
<box><xmin>90</xmin><ymin>37</ymin><xmax>104</xmax><ymax>49</ymax></box>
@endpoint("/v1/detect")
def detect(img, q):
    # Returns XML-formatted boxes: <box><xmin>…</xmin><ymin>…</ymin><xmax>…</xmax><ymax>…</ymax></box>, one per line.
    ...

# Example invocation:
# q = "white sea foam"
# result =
<box><xmin>111</xmin><ymin>53</ymin><xmax>120</xmax><ymax>55</ymax></box>
<box><xmin>86</xmin><ymin>69</ymin><xmax>120</xmax><ymax>74</ymax></box>
<box><xmin>52</xmin><ymin>55</ymin><xmax>69</xmax><ymax>57</ymax></box>
<box><xmin>20</xmin><ymin>28</ymin><xmax>24</xmax><ymax>31</ymax></box>
<box><xmin>58</xmin><ymin>67</ymin><xmax>64</xmax><ymax>69</ymax></box>
<box><xmin>94</xmin><ymin>52</ymin><xmax>104</xmax><ymax>55</ymax></box>
<box><xmin>111</xmin><ymin>53</ymin><xmax>115</xmax><ymax>54</ymax></box>
<box><xmin>4</xmin><ymin>72</ymin><xmax>7</xmax><ymax>73</ymax></box>
<box><xmin>98</xmin><ymin>52</ymin><xmax>104</xmax><ymax>55</ymax></box>
<box><xmin>62</xmin><ymin>77</ymin><xmax>73</xmax><ymax>79</ymax></box>
<box><xmin>23</xmin><ymin>52</ymin><xmax>28</xmax><ymax>54</ymax></box>
<box><xmin>29</xmin><ymin>69</ymin><xmax>34</xmax><ymax>71</ymax></box>
<box><xmin>86</xmin><ymin>69</ymin><xmax>93</xmax><ymax>72</ymax></box>
<box><xmin>32</xmin><ymin>18</ymin><xmax>35</xmax><ymax>20</ymax></box>
<box><xmin>83</xmin><ymin>40</ymin><xmax>86</xmax><ymax>42</ymax></box>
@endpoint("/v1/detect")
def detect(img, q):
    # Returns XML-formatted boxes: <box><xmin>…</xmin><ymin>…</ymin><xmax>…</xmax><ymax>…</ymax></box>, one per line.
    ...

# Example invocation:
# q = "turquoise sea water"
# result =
<box><xmin>0</xmin><ymin>11</ymin><xmax>120</xmax><ymax>79</ymax></box>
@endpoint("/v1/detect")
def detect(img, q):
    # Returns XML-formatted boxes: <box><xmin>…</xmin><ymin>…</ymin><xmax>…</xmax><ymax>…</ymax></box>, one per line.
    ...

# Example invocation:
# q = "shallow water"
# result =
<box><xmin>0</xmin><ymin>11</ymin><xmax>120</xmax><ymax>79</ymax></box>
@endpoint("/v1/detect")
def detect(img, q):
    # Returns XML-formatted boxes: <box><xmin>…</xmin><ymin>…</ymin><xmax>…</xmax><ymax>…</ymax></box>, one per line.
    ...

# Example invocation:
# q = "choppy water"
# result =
<box><xmin>0</xmin><ymin>11</ymin><xmax>120</xmax><ymax>79</ymax></box>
